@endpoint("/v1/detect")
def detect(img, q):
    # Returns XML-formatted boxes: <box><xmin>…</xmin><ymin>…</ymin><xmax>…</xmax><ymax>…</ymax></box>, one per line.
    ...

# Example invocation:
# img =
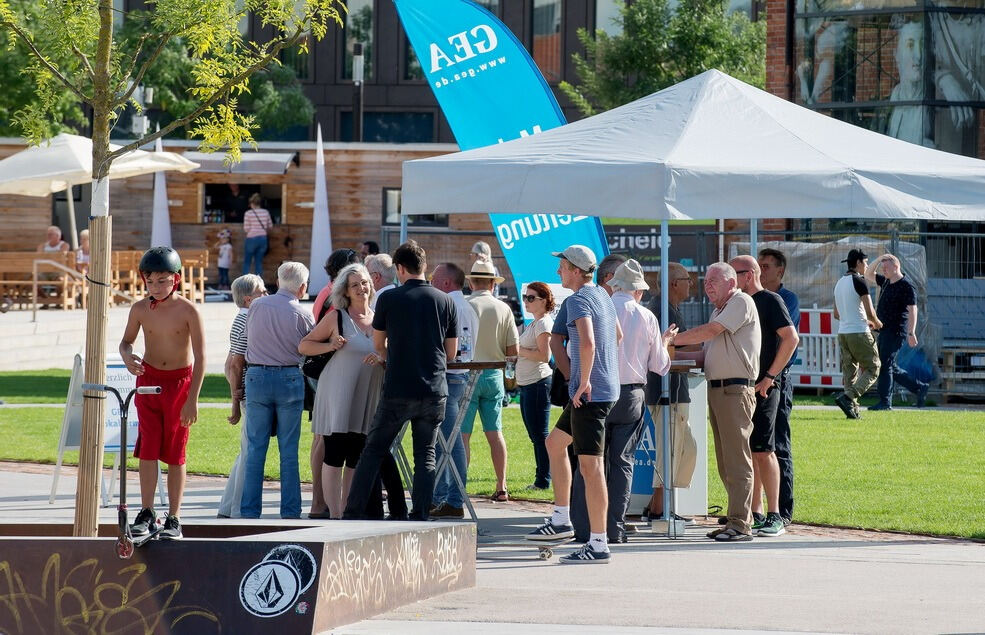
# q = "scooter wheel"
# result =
<box><xmin>116</xmin><ymin>537</ymin><xmax>134</xmax><ymax>560</ymax></box>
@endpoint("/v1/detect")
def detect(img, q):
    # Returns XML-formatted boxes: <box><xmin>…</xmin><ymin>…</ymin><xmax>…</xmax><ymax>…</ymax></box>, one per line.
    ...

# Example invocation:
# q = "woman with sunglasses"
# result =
<box><xmin>516</xmin><ymin>282</ymin><xmax>556</xmax><ymax>490</ymax></box>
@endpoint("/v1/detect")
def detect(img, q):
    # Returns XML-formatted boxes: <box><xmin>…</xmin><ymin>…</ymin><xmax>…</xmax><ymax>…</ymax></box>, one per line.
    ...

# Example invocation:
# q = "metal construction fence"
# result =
<box><xmin>382</xmin><ymin>223</ymin><xmax>984</xmax><ymax>399</ymax></box>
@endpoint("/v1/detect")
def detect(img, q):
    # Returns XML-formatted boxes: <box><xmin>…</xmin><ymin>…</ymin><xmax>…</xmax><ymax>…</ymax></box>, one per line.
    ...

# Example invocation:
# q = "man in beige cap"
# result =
<box><xmin>462</xmin><ymin>260</ymin><xmax>518</xmax><ymax>502</ymax></box>
<box><xmin>570</xmin><ymin>258</ymin><xmax>675</xmax><ymax>543</ymax></box>
<box><xmin>667</xmin><ymin>262</ymin><xmax>760</xmax><ymax>542</ymax></box>
<box><xmin>530</xmin><ymin>244</ymin><xmax>622</xmax><ymax>564</ymax></box>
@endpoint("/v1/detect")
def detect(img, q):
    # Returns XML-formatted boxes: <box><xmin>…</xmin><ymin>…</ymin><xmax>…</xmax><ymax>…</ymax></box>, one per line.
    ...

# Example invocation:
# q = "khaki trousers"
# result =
<box><xmin>647</xmin><ymin>403</ymin><xmax>697</xmax><ymax>489</ymax></box>
<box><xmin>838</xmin><ymin>332</ymin><xmax>881</xmax><ymax>400</ymax></box>
<box><xmin>707</xmin><ymin>385</ymin><xmax>755</xmax><ymax>534</ymax></box>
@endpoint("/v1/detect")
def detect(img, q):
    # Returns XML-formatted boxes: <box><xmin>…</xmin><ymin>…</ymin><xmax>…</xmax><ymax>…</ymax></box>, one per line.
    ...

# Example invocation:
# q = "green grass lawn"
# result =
<box><xmin>0</xmin><ymin>369</ymin><xmax>232</xmax><ymax>404</ymax></box>
<box><xmin>1</xmin><ymin>369</ymin><xmax>899</xmax><ymax>407</ymax></box>
<box><xmin>0</xmin><ymin>375</ymin><xmax>982</xmax><ymax>538</ymax></box>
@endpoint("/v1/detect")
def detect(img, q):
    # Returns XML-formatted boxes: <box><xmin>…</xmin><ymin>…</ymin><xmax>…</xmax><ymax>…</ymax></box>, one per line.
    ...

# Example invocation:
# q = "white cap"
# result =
<box><xmin>552</xmin><ymin>244</ymin><xmax>597</xmax><ymax>273</ymax></box>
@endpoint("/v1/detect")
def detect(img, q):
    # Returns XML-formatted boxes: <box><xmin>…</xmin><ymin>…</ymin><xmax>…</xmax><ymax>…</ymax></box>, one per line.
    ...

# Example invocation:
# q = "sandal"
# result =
<box><xmin>491</xmin><ymin>490</ymin><xmax>509</xmax><ymax>502</ymax></box>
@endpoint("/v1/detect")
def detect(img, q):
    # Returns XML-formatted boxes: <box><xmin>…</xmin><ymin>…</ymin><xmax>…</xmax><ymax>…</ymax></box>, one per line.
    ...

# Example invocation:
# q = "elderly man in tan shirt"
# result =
<box><xmin>666</xmin><ymin>262</ymin><xmax>761</xmax><ymax>541</ymax></box>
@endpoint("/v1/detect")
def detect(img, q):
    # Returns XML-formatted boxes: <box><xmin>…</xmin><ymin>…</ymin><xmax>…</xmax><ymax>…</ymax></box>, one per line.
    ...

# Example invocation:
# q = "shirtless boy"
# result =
<box><xmin>120</xmin><ymin>247</ymin><xmax>205</xmax><ymax>540</ymax></box>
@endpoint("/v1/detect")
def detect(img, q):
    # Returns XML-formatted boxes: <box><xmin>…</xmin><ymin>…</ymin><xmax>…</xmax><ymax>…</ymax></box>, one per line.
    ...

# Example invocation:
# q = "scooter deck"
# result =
<box><xmin>132</xmin><ymin>524</ymin><xmax>162</xmax><ymax>547</ymax></box>
<box><xmin>477</xmin><ymin>537</ymin><xmax>574</xmax><ymax>560</ymax></box>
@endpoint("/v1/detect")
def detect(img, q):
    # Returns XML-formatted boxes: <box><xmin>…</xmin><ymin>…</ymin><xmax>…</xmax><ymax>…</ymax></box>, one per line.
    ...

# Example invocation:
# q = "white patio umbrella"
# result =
<box><xmin>0</xmin><ymin>133</ymin><xmax>199</xmax><ymax>249</ymax></box>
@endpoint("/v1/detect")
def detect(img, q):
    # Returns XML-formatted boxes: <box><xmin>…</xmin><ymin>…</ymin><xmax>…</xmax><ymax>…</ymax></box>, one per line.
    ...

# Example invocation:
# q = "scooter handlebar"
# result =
<box><xmin>82</xmin><ymin>383</ymin><xmax>161</xmax><ymax>395</ymax></box>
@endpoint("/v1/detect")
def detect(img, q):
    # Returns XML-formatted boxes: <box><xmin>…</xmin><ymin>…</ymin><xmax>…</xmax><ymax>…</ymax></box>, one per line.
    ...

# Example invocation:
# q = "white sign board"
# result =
<box><xmin>60</xmin><ymin>354</ymin><xmax>139</xmax><ymax>453</ymax></box>
<box><xmin>103</xmin><ymin>358</ymin><xmax>140</xmax><ymax>452</ymax></box>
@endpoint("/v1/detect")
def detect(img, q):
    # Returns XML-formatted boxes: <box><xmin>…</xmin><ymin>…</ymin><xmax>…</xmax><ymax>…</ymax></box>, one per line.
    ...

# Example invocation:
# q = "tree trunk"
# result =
<box><xmin>74</xmin><ymin>0</ymin><xmax>116</xmax><ymax>538</ymax></box>
<box><xmin>75</xmin><ymin>214</ymin><xmax>110</xmax><ymax>537</ymax></box>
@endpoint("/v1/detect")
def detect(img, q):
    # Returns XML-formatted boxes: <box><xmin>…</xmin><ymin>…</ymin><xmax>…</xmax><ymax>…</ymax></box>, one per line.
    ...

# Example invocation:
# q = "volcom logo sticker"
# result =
<box><xmin>240</xmin><ymin>561</ymin><xmax>300</xmax><ymax>617</ymax></box>
<box><xmin>264</xmin><ymin>544</ymin><xmax>318</xmax><ymax>594</ymax></box>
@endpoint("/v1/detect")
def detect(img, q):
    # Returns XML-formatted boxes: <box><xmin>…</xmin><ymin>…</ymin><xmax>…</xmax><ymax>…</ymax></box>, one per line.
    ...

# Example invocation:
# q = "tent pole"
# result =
<box><xmin>750</xmin><ymin>219</ymin><xmax>758</xmax><ymax>257</ymax></box>
<box><xmin>66</xmin><ymin>191</ymin><xmax>79</xmax><ymax>251</ymax></box>
<box><xmin>399</xmin><ymin>213</ymin><xmax>408</xmax><ymax>244</ymax></box>
<box><xmin>660</xmin><ymin>220</ymin><xmax>674</xmax><ymax>535</ymax></box>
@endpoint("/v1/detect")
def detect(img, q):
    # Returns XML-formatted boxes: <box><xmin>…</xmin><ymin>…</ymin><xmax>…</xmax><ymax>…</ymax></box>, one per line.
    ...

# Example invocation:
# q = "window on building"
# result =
<box><xmin>382</xmin><ymin>188</ymin><xmax>448</xmax><ymax>227</ymax></box>
<box><xmin>113</xmin><ymin>0</ymin><xmax>125</xmax><ymax>27</ymax></box>
<box><xmin>404</xmin><ymin>38</ymin><xmax>424</xmax><ymax>81</ymax></box>
<box><xmin>596</xmin><ymin>0</ymin><xmax>624</xmax><ymax>36</ymax></box>
<box><xmin>476</xmin><ymin>0</ymin><xmax>501</xmax><ymax>14</ymax></box>
<box><xmin>795</xmin><ymin>6</ymin><xmax>985</xmax><ymax>157</ymax></box>
<box><xmin>281</xmin><ymin>37</ymin><xmax>312</xmax><ymax>82</ymax></box>
<box><xmin>341</xmin><ymin>111</ymin><xmax>435</xmax><ymax>143</ymax></box>
<box><xmin>236</xmin><ymin>0</ymin><xmax>249</xmax><ymax>36</ymax></box>
<box><xmin>533</xmin><ymin>0</ymin><xmax>562</xmax><ymax>83</ymax></box>
<box><xmin>343</xmin><ymin>0</ymin><xmax>374</xmax><ymax>81</ymax></box>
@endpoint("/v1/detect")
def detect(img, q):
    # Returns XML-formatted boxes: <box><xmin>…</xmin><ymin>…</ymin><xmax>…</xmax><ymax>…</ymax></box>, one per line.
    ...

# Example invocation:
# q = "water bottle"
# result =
<box><xmin>460</xmin><ymin>326</ymin><xmax>472</xmax><ymax>362</ymax></box>
<box><xmin>504</xmin><ymin>356</ymin><xmax>516</xmax><ymax>380</ymax></box>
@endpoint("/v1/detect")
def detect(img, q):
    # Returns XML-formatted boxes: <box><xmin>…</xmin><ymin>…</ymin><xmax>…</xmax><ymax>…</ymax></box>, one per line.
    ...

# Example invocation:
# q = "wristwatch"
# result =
<box><xmin>764</xmin><ymin>372</ymin><xmax>776</xmax><ymax>380</ymax></box>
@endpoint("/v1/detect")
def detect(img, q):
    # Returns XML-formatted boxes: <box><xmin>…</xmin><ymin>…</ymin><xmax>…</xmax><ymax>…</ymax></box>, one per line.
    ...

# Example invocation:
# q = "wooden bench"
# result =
<box><xmin>111</xmin><ymin>250</ymin><xmax>145</xmax><ymax>302</ymax></box>
<box><xmin>105</xmin><ymin>249</ymin><xmax>208</xmax><ymax>306</ymax></box>
<box><xmin>177</xmin><ymin>249</ymin><xmax>209</xmax><ymax>304</ymax></box>
<box><xmin>938</xmin><ymin>347</ymin><xmax>985</xmax><ymax>404</ymax></box>
<box><xmin>0</xmin><ymin>252</ymin><xmax>83</xmax><ymax>311</ymax></box>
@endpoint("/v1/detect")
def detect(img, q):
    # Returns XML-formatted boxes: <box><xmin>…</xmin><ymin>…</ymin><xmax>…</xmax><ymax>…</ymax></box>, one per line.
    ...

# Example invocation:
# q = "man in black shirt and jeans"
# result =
<box><xmin>343</xmin><ymin>240</ymin><xmax>458</xmax><ymax>521</ymax></box>
<box><xmin>865</xmin><ymin>253</ymin><xmax>929</xmax><ymax>410</ymax></box>
<box><xmin>730</xmin><ymin>255</ymin><xmax>799</xmax><ymax>538</ymax></box>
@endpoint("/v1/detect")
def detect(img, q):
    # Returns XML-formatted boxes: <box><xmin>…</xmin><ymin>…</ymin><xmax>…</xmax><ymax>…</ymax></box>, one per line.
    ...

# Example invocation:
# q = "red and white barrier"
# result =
<box><xmin>794</xmin><ymin>308</ymin><xmax>842</xmax><ymax>389</ymax></box>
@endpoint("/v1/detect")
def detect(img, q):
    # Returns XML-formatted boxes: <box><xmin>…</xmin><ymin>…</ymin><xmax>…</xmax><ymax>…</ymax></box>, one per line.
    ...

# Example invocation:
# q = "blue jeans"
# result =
<box><xmin>343</xmin><ymin>395</ymin><xmax>446</xmax><ymax>520</ymax></box>
<box><xmin>433</xmin><ymin>373</ymin><xmax>468</xmax><ymax>508</ymax></box>
<box><xmin>876</xmin><ymin>331</ymin><xmax>926</xmax><ymax>405</ymax></box>
<box><xmin>243</xmin><ymin>236</ymin><xmax>267</xmax><ymax>276</ymax></box>
<box><xmin>519</xmin><ymin>376</ymin><xmax>552</xmax><ymax>488</ymax></box>
<box><xmin>241</xmin><ymin>366</ymin><xmax>304</xmax><ymax>519</ymax></box>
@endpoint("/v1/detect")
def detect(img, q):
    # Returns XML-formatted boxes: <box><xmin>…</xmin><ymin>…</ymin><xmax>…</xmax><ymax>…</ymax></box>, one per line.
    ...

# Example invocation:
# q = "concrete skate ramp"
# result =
<box><xmin>0</xmin><ymin>520</ymin><xmax>475</xmax><ymax>633</ymax></box>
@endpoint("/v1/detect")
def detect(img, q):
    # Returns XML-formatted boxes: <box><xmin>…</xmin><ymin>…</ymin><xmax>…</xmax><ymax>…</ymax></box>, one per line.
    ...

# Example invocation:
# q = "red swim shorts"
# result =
<box><xmin>134</xmin><ymin>363</ymin><xmax>193</xmax><ymax>465</ymax></box>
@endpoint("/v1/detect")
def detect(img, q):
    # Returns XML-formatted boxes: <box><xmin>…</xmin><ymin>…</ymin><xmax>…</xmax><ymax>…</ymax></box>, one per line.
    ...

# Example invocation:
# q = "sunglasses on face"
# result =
<box><xmin>522</xmin><ymin>294</ymin><xmax>543</xmax><ymax>302</ymax></box>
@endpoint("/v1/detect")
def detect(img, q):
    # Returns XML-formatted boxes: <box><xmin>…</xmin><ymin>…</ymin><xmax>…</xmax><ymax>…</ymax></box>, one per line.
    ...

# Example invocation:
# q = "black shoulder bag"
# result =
<box><xmin>302</xmin><ymin>308</ymin><xmax>343</xmax><ymax>380</ymax></box>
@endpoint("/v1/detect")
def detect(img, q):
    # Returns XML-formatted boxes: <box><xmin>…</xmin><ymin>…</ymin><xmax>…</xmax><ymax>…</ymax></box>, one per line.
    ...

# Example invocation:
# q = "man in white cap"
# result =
<box><xmin>461</xmin><ymin>260</ymin><xmax>518</xmax><ymax>502</ymax></box>
<box><xmin>570</xmin><ymin>259</ymin><xmax>675</xmax><ymax>544</ymax></box>
<box><xmin>528</xmin><ymin>245</ymin><xmax>622</xmax><ymax>564</ymax></box>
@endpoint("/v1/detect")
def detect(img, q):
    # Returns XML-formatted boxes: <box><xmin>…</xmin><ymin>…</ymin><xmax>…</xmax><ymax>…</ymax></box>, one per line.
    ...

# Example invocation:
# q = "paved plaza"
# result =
<box><xmin>1</xmin><ymin>460</ymin><xmax>982</xmax><ymax>634</ymax></box>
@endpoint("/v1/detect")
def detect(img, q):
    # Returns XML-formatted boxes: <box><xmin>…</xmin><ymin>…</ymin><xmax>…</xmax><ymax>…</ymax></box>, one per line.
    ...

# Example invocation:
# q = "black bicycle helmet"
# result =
<box><xmin>139</xmin><ymin>246</ymin><xmax>182</xmax><ymax>274</ymax></box>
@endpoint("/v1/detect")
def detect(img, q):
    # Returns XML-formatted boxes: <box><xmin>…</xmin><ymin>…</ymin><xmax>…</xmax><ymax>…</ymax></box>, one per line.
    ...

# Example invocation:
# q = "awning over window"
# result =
<box><xmin>184</xmin><ymin>151</ymin><xmax>297</xmax><ymax>175</ymax></box>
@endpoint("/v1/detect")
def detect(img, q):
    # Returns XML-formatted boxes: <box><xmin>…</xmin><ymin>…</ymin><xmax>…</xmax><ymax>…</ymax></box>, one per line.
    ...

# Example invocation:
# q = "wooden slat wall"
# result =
<box><xmin>0</xmin><ymin>141</ymin><xmax>513</xmax><ymax>290</ymax></box>
<box><xmin>0</xmin><ymin>145</ymin><xmax>59</xmax><ymax>251</ymax></box>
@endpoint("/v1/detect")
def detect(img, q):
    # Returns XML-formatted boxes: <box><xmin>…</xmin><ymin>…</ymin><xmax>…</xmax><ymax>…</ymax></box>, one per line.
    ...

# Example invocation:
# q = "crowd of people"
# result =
<box><xmin>116</xmin><ymin>237</ymin><xmax>925</xmax><ymax>562</ymax></box>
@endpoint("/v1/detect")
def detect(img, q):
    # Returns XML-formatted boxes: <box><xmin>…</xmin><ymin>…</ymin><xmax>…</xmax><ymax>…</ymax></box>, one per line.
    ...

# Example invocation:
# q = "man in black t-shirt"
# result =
<box><xmin>343</xmin><ymin>240</ymin><xmax>458</xmax><ymax>521</ymax></box>
<box><xmin>730</xmin><ymin>256</ymin><xmax>799</xmax><ymax>538</ymax></box>
<box><xmin>864</xmin><ymin>253</ymin><xmax>929</xmax><ymax>410</ymax></box>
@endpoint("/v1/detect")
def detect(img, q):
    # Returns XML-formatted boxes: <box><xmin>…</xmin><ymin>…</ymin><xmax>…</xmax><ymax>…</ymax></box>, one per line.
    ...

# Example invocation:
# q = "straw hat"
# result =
<box><xmin>466</xmin><ymin>260</ymin><xmax>505</xmax><ymax>283</ymax></box>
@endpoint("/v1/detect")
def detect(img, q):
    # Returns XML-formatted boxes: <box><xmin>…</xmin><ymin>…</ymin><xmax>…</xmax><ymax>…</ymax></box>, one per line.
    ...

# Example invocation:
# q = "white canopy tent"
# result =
<box><xmin>402</xmin><ymin>69</ymin><xmax>985</xmax><ymax>222</ymax></box>
<box><xmin>0</xmin><ymin>133</ymin><xmax>199</xmax><ymax>249</ymax></box>
<box><xmin>400</xmin><ymin>69</ymin><xmax>985</xmax><ymax>527</ymax></box>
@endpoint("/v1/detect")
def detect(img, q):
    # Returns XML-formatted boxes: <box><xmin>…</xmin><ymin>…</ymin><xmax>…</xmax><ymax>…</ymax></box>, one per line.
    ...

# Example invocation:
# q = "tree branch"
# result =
<box><xmin>2</xmin><ymin>19</ymin><xmax>90</xmax><ymax>104</ymax></box>
<box><xmin>70</xmin><ymin>43</ymin><xmax>96</xmax><ymax>80</ymax></box>
<box><xmin>114</xmin><ymin>31</ymin><xmax>154</xmax><ymax>96</ymax></box>
<box><xmin>106</xmin><ymin>27</ymin><xmax>306</xmax><ymax>161</ymax></box>
<box><xmin>113</xmin><ymin>31</ymin><xmax>174</xmax><ymax>108</ymax></box>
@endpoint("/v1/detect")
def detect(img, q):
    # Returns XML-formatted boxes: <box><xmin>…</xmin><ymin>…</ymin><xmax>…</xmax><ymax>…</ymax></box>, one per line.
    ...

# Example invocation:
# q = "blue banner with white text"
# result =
<box><xmin>394</xmin><ymin>0</ymin><xmax>609</xmax><ymax>301</ymax></box>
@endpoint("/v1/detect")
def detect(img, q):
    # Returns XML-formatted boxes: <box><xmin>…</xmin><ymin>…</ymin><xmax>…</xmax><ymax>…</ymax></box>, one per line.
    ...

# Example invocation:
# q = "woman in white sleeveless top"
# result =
<box><xmin>299</xmin><ymin>263</ymin><xmax>382</xmax><ymax>518</ymax></box>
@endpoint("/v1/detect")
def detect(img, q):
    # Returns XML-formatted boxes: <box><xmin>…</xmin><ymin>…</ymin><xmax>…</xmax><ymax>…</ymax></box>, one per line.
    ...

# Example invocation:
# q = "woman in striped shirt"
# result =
<box><xmin>242</xmin><ymin>193</ymin><xmax>272</xmax><ymax>277</ymax></box>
